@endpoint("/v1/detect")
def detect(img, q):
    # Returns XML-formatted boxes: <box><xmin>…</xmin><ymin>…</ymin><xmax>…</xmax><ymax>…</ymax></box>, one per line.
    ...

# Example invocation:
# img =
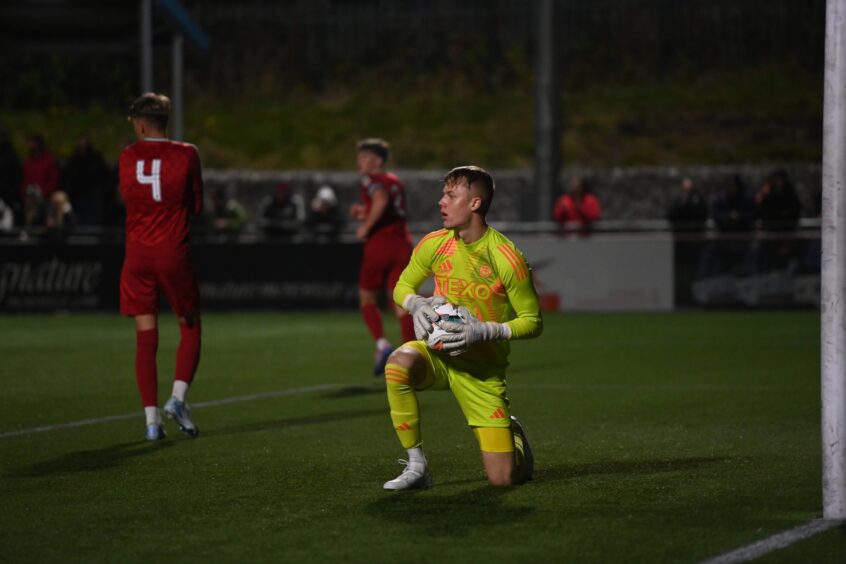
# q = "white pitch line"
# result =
<box><xmin>0</xmin><ymin>383</ymin><xmax>339</xmax><ymax>439</ymax></box>
<box><xmin>0</xmin><ymin>381</ymin><xmax>815</xmax><ymax>440</ymax></box>
<box><xmin>509</xmin><ymin>383</ymin><xmax>819</xmax><ymax>392</ymax></box>
<box><xmin>698</xmin><ymin>519</ymin><xmax>844</xmax><ymax>564</ymax></box>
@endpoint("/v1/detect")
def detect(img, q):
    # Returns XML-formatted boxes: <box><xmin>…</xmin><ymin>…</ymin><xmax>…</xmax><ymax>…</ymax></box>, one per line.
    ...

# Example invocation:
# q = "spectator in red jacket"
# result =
<box><xmin>20</xmin><ymin>133</ymin><xmax>60</xmax><ymax>201</ymax></box>
<box><xmin>553</xmin><ymin>176</ymin><xmax>601</xmax><ymax>233</ymax></box>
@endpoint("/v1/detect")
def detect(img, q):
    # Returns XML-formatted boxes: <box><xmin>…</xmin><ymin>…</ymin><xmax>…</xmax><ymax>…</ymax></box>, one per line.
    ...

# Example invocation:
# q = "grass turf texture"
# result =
<box><xmin>0</xmin><ymin>311</ymin><xmax>843</xmax><ymax>563</ymax></box>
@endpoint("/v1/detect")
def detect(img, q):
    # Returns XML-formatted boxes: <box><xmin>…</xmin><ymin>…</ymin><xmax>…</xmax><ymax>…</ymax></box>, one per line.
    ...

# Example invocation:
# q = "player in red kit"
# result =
<box><xmin>350</xmin><ymin>139</ymin><xmax>415</xmax><ymax>376</ymax></box>
<box><xmin>119</xmin><ymin>93</ymin><xmax>203</xmax><ymax>441</ymax></box>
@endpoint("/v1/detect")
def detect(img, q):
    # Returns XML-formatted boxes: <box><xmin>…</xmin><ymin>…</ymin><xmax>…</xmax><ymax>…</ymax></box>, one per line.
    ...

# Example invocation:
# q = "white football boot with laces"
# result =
<box><xmin>383</xmin><ymin>459</ymin><xmax>432</xmax><ymax>491</ymax></box>
<box><xmin>163</xmin><ymin>396</ymin><xmax>199</xmax><ymax>437</ymax></box>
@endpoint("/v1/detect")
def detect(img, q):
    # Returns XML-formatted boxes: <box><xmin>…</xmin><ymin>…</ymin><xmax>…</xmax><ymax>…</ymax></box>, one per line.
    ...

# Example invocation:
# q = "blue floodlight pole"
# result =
<box><xmin>822</xmin><ymin>0</ymin><xmax>846</xmax><ymax>521</ymax></box>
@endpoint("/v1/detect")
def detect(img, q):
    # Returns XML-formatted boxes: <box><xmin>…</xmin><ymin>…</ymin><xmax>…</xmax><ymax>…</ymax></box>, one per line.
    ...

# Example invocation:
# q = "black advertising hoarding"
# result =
<box><xmin>0</xmin><ymin>243</ymin><xmax>121</xmax><ymax>312</ymax></box>
<box><xmin>0</xmin><ymin>242</ymin><xmax>362</xmax><ymax>312</ymax></box>
<box><xmin>0</xmin><ymin>234</ymin><xmax>820</xmax><ymax>313</ymax></box>
<box><xmin>673</xmin><ymin>234</ymin><xmax>820</xmax><ymax>308</ymax></box>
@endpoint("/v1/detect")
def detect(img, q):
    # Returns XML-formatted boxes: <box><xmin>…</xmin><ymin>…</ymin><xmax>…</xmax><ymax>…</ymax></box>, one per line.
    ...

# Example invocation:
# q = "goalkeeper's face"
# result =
<box><xmin>439</xmin><ymin>180</ymin><xmax>480</xmax><ymax>229</ymax></box>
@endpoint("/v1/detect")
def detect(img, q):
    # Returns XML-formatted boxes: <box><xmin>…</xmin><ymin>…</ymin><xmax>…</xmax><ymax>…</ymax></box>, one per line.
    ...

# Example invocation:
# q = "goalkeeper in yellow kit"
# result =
<box><xmin>383</xmin><ymin>165</ymin><xmax>543</xmax><ymax>490</ymax></box>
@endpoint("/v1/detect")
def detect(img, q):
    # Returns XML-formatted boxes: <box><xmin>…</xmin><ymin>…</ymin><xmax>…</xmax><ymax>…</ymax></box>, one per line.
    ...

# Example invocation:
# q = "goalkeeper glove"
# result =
<box><xmin>439</xmin><ymin>306</ymin><xmax>512</xmax><ymax>355</ymax></box>
<box><xmin>404</xmin><ymin>294</ymin><xmax>447</xmax><ymax>340</ymax></box>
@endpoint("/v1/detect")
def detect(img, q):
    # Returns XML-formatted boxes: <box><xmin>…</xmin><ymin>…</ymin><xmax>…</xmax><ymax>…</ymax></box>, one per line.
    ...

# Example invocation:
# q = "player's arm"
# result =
<box><xmin>492</xmin><ymin>243</ymin><xmax>543</xmax><ymax>340</ymax></box>
<box><xmin>190</xmin><ymin>147</ymin><xmax>204</xmax><ymax>216</ymax></box>
<box><xmin>356</xmin><ymin>184</ymin><xmax>389</xmax><ymax>240</ymax></box>
<box><xmin>394</xmin><ymin>234</ymin><xmax>444</xmax><ymax>340</ymax></box>
<box><xmin>349</xmin><ymin>202</ymin><xmax>366</xmax><ymax>220</ymax></box>
<box><xmin>502</xmin><ymin>264</ymin><xmax>543</xmax><ymax>340</ymax></box>
<box><xmin>440</xmin><ymin>244</ymin><xmax>543</xmax><ymax>353</ymax></box>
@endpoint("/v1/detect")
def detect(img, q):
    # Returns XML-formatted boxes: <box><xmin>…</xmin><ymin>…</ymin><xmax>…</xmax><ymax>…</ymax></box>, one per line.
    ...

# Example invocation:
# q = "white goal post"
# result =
<box><xmin>822</xmin><ymin>0</ymin><xmax>846</xmax><ymax>521</ymax></box>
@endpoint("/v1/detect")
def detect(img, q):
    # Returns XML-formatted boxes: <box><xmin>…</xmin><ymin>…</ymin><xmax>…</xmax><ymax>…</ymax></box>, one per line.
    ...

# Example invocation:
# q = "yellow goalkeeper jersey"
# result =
<box><xmin>394</xmin><ymin>226</ymin><xmax>543</xmax><ymax>373</ymax></box>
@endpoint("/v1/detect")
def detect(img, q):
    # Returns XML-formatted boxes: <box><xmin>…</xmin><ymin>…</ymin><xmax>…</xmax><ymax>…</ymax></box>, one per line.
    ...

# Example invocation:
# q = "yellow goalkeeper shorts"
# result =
<box><xmin>401</xmin><ymin>340</ymin><xmax>511</xmax><ymax>429</ymax></box>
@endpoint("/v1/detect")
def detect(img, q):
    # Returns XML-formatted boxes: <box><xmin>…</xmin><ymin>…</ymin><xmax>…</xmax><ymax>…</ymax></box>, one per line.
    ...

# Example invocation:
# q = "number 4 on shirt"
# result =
<box><xmin>136</xmin><ymin>159</ymin><xmax>162</xmax><ymax>202</ymax></box>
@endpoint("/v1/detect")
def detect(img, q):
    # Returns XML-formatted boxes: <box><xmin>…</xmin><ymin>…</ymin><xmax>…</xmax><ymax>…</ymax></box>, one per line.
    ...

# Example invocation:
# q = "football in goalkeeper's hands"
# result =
<box><xmin>426</xmin><ymin>302</ymin><xmax>467</xmax><ymax>351</ymax></box>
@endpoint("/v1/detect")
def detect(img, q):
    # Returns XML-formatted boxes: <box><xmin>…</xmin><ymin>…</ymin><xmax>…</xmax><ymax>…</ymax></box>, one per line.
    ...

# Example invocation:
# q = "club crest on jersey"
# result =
<box><xmin>479</xmin><ymin>263</ymin><xmax>492</xmax><ymax>278</ymax></box>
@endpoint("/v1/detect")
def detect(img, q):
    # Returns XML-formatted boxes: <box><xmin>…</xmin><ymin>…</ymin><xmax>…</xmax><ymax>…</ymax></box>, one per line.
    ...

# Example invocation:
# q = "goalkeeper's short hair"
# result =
<box><xmin>444</xmin><ymin>165</ymin><xmax>495</xmax><ymax>215</ymax></box>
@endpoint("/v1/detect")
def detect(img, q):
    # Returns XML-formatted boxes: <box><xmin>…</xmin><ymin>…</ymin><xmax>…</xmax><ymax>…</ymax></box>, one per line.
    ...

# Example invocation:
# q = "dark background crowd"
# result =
<box><xmin>0</xmin><ymin>123</ymin><xmax>818</xmax><ymax>244</ymax></box>
<box><xmin>0</xmin><ymin>127</ymin><xmax>348</xmax><ymax>243</ymax></box>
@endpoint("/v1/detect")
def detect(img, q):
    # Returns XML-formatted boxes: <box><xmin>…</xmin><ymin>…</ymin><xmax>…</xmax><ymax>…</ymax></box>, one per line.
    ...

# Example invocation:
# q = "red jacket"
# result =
<box><xmin>21</xmin><ymin>151</ymin><xmax>61</xmax><ymax>199</ymax></box>
<box><xmin>553</xmin><ymin>193</ymin><xmax>601</xmax><ymax>225</ymax></box>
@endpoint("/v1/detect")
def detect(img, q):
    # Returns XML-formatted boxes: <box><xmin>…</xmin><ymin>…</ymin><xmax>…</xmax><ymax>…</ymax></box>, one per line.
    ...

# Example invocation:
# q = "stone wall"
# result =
<box><xmin>205</xmin><ymin>164</ymin><xmax>822</xmax><ymax>228</ymax></box>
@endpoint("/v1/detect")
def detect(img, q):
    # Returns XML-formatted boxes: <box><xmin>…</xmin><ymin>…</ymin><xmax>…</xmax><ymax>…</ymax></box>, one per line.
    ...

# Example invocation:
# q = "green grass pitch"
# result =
<box><xmin>1</xmin><ymin>311</ymin><xmax>844</xmax><ymax>563</ymax></box>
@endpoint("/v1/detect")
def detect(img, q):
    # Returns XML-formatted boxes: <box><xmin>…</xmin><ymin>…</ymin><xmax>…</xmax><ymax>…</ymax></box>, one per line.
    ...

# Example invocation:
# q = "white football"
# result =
<box><xmin>426</xmin><ymin>302</ymin><xmax>467</xmax><ymax>351</ymax></box>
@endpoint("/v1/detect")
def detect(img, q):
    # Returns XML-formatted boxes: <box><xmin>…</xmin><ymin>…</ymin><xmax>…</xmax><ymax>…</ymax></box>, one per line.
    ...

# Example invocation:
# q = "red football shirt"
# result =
<box><xmin>119</xmin><ymin>138</ymin><xmax>203</xmax><ymax>255</ymax></box>
<box><xmin>359</xmin><ymin>171</ymin><xmax>410</xmax><ymax>245</ymax></box>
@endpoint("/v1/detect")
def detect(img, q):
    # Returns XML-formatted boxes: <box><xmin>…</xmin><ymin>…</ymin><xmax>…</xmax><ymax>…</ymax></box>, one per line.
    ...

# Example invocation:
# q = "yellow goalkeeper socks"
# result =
<box><xmin>385</xmin><ymin>363</ymin><xmax>422</xmax><ymax>449</ymax></box>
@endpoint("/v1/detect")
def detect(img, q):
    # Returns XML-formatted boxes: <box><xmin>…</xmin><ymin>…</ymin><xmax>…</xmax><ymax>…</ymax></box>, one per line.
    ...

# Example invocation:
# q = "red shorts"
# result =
<box><xmin>120</xmin><ymin>250</ymin><xmax>200</xmax><ymax>317</ymax></box>
<box><xmin>359</xmin><ymin>237</ymin><xmax>412</xmax><ymax>293</ymax></box>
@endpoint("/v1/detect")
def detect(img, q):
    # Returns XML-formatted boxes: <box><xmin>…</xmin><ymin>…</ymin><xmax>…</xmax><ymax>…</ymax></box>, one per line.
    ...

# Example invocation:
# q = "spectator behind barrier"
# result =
<box><xmin>62</xmin><ymin>134</ymin><xmax>110</xmax><ymax>225</ymax></box>
<box><xmin>261</xmin><ymin>181</ymin><xmax>305</xmax><ymax>239</ymax></box>
<box><xmin>667</xmin><ymin>177</ymin><xmax>707</xmax><ymax>232</ymax></box>
<box><xmin>713</xmin><ymin>174</ymin><xmax>754</xmax><ymax>232</ymax></box>
<box><xmin>553</xmin><ymin>176</ymin><xmax>601</xmax><ymax>235</ymax></box>
<box><xmin>207</xmin><ymin>185</ymin><xmax>247</xmax><ymax>239</ymax></box>
<box><xmin>0</xmin><ymin>126</ymin><xmax>22</xmax><ymax>224</ymax></box>
<box><xmin>20</xmin><ymin>133</ymin><xmax>60</xmax><ymax>202</ymax></box>
<box><xmin>305</xmin><ymin>185</ymin><xmax>344</xmax><ymax>241</ymax></box>
<box><xmin>19</xmin><ymin>184</ymin><xmax>46</xmax><ymax>241</ymax></box>
<box><xmin>45</xmin><ymin>190</ymin><xmax>78</xmax><ymax>242</ymax></box>
<box><xmin>754</xmin><ymin>169</ymin><xmax>801</xmax><ymax>231</ymax></box>
<box><xmin>0</xmin><ymin>197</ymin><xmax>13</xmax><ymax>233</ymax></box>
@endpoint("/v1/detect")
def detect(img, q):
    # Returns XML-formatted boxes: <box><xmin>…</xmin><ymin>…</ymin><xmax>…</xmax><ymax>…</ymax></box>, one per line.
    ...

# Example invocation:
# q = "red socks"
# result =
<box><xmin>363</xmin><ymin>303</ymin><xmax>416</xmax><ymax>344</ymax></box>
<box><xmin>136</xmin><ymin>322</ymin><xmax>201</xmax><ymax>408</ymax></box>
<box><xmin>135</xmin><ymin>328</ymin><xmax>159</xmax><ymax>407</ymax></box>
<box><xmin>361</xmin><ymin>303</ymin><xmax>384</xmax><ymax>341</ymax></box>
<box><xmin>399</xmin><ymin>313</ymin><xmax>415</xmax><ymax>343</ymax></box>
<box><xmin>175</xmin><ymin>320</ymin><xmax>202</xmax><ymax>384</ymax></box>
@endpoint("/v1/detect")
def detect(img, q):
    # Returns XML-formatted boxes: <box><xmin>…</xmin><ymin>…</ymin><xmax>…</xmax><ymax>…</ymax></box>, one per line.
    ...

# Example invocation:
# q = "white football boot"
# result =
<box><xmin>383</xmin><ymin>459</ymin><xmax>432</xmax><ymax>491</ymax></box>
<box><xmin>145</xmin><ymin>423</ymin><xmax>166</xmax><ymax>441</ymax></box>
<box><xmin>163</xmin><ymin>396</ymin><xmax>199</xmax><ymax>437</ymax></box>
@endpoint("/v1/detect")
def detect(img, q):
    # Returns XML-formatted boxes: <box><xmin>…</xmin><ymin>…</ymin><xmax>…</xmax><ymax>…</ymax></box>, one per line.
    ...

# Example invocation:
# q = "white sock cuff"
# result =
<box><xmin>407</xmin><ymin>447</ymin><xmax>426</xmax><ymax>467</ymax></box>
<box><xmin>144</xmin><ymin>406</ymin><xmax>161</xmax><ymax>425</ymax></box>
<box><xmin>172</xmin><ymin>380</ymin><xmax>189</xmax><ymax>402</ymax></box>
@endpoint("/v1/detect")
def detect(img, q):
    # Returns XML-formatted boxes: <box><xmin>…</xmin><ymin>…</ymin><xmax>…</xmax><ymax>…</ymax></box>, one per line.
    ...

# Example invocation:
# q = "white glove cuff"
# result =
<box><xmin>403</xmin><ymin>294</ymin><xmax>421</xmax><ymax>312</ymax></box>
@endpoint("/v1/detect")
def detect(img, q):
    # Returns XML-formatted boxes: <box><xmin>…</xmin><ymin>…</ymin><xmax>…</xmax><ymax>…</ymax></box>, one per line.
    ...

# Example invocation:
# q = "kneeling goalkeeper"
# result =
<box><xmin>382</xmin><ymin>166</ymin><xmax>543</xmax><ymax>490</ymax></box>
